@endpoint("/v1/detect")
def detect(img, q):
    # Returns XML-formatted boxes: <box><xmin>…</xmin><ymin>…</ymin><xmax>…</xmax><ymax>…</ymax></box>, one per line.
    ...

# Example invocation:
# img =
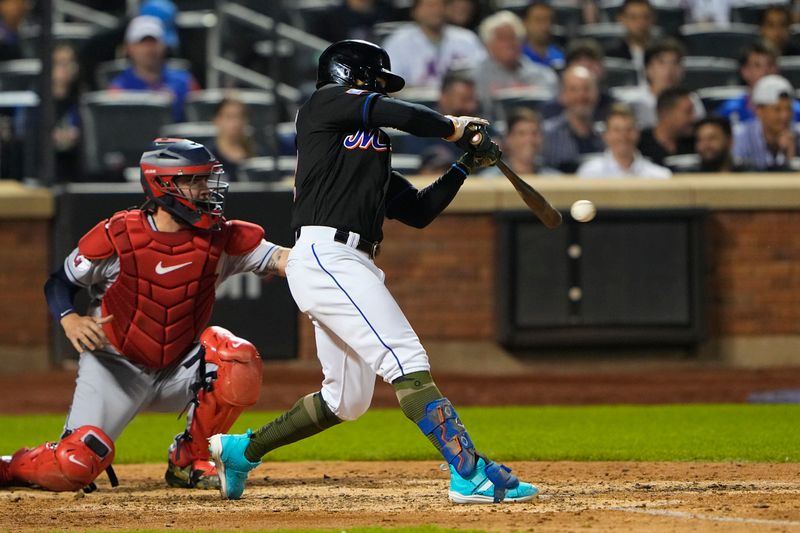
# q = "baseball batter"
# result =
<box><xmin>0</xmin><ymin>139</ymin><xmax>289</xmax><ymax>492</ymax></box>
<box><xmin>210</xmin><ymin>40</ymin><xmax>538</xmax><ymax>504</ymax></box>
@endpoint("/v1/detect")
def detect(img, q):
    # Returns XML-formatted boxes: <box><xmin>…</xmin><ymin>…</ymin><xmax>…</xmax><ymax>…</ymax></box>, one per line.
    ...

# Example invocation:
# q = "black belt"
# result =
<box><xmin>296</xmin><ymin>228</ymin><xmax>381</xmax><ymax>259</ymax></box>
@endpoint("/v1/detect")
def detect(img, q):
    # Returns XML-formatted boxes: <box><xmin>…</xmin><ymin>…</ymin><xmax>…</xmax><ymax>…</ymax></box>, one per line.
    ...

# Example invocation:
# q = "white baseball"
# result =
<box><xmin>570</xmin><ymin>200</ymin><xmax>596</xmax><ymax>222</ymax></box>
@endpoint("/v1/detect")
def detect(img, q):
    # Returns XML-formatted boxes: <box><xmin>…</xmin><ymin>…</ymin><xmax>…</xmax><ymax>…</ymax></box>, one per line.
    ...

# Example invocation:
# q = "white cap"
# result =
<box><xmin>125</xmin><ymin>15</ymin><xmax>164</xmax><ymax>44</ymax></box>
<box><xmin>752</xmin><ymin>75</ymin><xmax>794</xmax><ymax>106</ymax></box>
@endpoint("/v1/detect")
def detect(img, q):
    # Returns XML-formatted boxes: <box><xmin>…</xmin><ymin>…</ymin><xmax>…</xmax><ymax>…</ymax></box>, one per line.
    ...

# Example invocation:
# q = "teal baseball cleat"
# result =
<box><xmin>448</xmin><ymin>456</ymin><xmax>539</xmax><ymax>504</ymax></box>
<box><xmin>208</xmin><ymin>430</ymin><xmax>261</xmax><ymax>500</ymax></box>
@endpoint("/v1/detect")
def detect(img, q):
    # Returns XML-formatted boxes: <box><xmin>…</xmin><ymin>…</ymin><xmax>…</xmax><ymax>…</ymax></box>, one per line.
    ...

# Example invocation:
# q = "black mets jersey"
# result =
<box><xmin>292</xmin><ymin>84</ymin><xmax>461</xmax><ymax>243</ymax></box>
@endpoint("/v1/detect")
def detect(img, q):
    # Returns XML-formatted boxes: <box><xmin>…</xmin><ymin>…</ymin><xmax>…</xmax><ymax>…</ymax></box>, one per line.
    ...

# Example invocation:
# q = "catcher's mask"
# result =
<box><xmin>140</xmin><ymin>138</ymin><xmax>228</xmax><ymax>230</ymax></box>
<box><xmin>316</xmin><ymin>39</ymin><xmax>405</xmax><ymax>94</ymax></box>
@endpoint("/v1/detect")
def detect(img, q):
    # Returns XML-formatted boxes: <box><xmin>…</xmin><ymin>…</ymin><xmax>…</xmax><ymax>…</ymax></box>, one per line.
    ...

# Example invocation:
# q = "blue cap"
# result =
<box><xmin>139</xmin><ymin>0</ymin><xmax>178</xmax><ymax>50</ymax></box>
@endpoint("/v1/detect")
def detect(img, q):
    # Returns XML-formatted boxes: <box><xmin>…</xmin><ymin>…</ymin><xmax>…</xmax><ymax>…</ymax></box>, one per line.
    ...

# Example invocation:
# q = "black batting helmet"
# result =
<box><xmin>317</xmin><ymin>39</ymin><xmax>405</xmax><ymax>94</ymax></box>
<box><xmin>140</xmin><ymin>138</ymin><xmax>228</xmax><ymax>230</ymax></box>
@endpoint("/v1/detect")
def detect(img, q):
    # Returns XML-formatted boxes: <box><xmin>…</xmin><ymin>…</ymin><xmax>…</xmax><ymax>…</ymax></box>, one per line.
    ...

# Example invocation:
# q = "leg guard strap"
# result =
<box><xmin>481</xmin><ymin>454</ymin><xmax>521</xmax><ymax>503</ymax></box>
<box><xmin>416</xmin><ymin>398</ymin><xmax>476</xmax><ymax>477</ymax></box>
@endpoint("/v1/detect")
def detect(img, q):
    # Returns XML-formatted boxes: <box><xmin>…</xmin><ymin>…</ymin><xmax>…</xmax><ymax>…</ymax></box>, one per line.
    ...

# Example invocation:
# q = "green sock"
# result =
<box><xmin>393</xmin><ymin>370</ymin><xmax>445</xmax><ymax>452</ymax></box>
<box><xmin>244</xmin><ymin>392</ymin><xmax>340</xmax><ymax>462</ymax></box>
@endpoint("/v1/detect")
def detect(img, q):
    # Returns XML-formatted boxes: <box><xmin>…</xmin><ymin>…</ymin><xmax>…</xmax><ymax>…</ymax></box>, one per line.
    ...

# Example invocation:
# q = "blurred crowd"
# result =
<box><xmin>2</xmin><ymin>0</ymin><xmax>800</xmax><ymax>183</ymax></box>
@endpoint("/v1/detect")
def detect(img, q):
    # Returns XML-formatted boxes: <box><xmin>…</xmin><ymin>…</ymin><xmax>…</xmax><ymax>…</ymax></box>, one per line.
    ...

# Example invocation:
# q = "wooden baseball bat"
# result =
<box><xmin>467</xmin><ymin>127</ymin><xmax>562</xmax><ymax>229</ymax></box>
<box><xmin>496</xmin><ymin>159</ymin><xmax>563</xmax><ymax>229</ymax></box>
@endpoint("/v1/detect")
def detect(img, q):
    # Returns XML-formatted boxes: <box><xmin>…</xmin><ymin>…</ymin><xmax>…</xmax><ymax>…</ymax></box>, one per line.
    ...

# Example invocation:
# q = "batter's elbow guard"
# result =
<box><xmin>200</xmin><ymin>326</ymin><xmax>263</xmax><ymax>407</ymax></box>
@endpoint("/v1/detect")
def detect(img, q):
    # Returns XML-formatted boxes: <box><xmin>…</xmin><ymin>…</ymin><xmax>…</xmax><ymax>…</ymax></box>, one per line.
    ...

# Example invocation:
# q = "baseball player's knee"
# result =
<box><xmin>8</xmin><ymin>425</ymin><xmax>114</xmax><ymax>491</ymax></box>
<box><xmin>325</xmin><ymin>390</ymin><xmax>371</xmax><ymax>421</ymax></box>
<box><xmin>201</xmin><ymin>326</ymin><xmax>263</xmax><ymax>407</ymax></box>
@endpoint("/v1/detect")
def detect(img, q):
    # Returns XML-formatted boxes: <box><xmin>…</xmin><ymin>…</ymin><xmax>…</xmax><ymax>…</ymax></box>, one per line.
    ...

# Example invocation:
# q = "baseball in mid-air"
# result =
<box><xmin>570</xmin><ymin>200</ymin><xmax>596</xmax><ymax>223</ymax></box>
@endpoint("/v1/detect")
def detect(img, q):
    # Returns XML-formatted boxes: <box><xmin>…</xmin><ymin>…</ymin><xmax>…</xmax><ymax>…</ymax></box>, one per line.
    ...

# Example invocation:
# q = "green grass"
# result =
<box><xmin>2</xmin><ymin>405</ymin><xmax>798</xmax><ymax>464</ymax></box>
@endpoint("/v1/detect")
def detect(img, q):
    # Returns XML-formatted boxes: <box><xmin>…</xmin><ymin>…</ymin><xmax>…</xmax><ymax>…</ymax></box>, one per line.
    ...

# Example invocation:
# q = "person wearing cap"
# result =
<box><xmin>109</xmin><ymin>15</ymin><xmax>199</xmax><ymax>122</ymax></box>
<box><xmin>733</xmin><ymin>74</ymin><xmax>800</xmax><ymax>171</ymax></box>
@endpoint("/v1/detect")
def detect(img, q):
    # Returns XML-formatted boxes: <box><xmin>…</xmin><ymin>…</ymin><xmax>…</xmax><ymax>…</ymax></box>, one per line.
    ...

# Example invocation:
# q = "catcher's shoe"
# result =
<box><xmin>208</xmin><ymin>430</ymin><xmax>260</xmax><ymax>500</ymax></box>
<box><xmin>0</xmin><ymin>455</ymin><xmax>11</xmax><ymax>486</ymax></box>
<box><xmin>165</xmin><ymin>442</ymin><xmax>220</xmax><ymax>489</ymax></box>
<box><xmin>448</xmin><ymin>455</ymin><xmax>538</xmax><ymax>504</ymax></box>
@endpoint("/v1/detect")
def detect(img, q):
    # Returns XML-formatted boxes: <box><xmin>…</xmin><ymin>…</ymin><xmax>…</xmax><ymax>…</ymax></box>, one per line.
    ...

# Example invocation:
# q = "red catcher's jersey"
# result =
<box><xmin>78</xmin><ymin>210</ymin><xmax>263</xmax><ymax>369</ymax></box>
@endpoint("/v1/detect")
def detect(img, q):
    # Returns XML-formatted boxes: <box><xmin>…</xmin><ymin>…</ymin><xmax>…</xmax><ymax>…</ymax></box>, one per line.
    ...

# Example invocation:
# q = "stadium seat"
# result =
<box><xmin>395</xmin><ymin>86</ymin><xmax>440</xmax><ymax>109</ymax></box>
<box><xmin>577</xmin><ymin>23</ymin><xmax>626</xmax><ymax>49</ymax></box>
<box><xmin>390</xmin><ymin>154</ymin><xmax>422</xmax><ymax>174</ymax></box>
<box><xmin>682</xmin><ymin>56</ymin><xmax>739</xmax><ymax>91</ymax></box>
<box><xmin>695</xmin><ymin>86</ymin><xmax>747</xmax><ymax>112</ymax></box>
<box><xmin>95</xmin><ymin>58</ymin><xmax>193</xmax><ymax>89</ymax></box>
<box><xmin>653</xmin><ymin>6</ymin><xmax>686</xmax><ymax>37</ymax></box>
<box><xmin>493</xmin><ymin>86</ymin><xmax>553</xmax><ymax>119</ymax></box>
<box><xmin>602</xmin><ymin>57</ymin><xmax>638</xmax><ymax>89</ymax></box>
<box><xmin>185</xmin><ymin>89</ymin><xmax>277</xmax><ymax>148</ymax></box>
<box><xmin>663</xmin><ymin>153</ymin><xmax>700</xmax><ymax>173</ymax></box>
<box><xmin>80</xmin><ymin>91</ymin><xmax>174</xmax><ymax>176</ymax></box>
<box><xmin>680</xmin><ymin>23</ymin><xmax>759</xmax><ymax>60</ymax></box>
<box><xmin>159</xmin><ymin>122</ymin><xmax>219</xmax><ymax>148</ymax></box>
<box><xmin>731</xmin><ymin>5</ymin><xmax>767</xmax><ymax>25</ymax></box>
<box><xmin>19</xmin><ymin>22</ymin><xmax>96</xmax><ymax>58</ymax></box>
<box><xmin>779</xmin><ymin>56</ymin><xmax>800</xmax><ymax>88</ymax></box>
<box><xmin>237</xmin><ymin>156</ymin><xmax>297</xmax><ymax>182</ymax></box>
<box><xmin>0</xmin><ymin>59</ymin><xmax>40</xmax><ymax>91</ymax></box>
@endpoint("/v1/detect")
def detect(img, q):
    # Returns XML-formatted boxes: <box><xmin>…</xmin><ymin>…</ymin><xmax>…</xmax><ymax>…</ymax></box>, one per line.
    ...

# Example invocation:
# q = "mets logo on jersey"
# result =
<box><xmin>344</xmin><ymin>129</ymin><xmax>389</xmax><ymax>152</ymax></box>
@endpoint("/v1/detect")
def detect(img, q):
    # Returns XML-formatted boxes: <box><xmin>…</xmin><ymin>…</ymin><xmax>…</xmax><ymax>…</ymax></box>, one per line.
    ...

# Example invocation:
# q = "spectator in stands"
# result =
<box><xmin>760</xmin><ymin>5</ymin><xmax>800</xmax><ymax>57</ymax></box>
<box><xmin>52</xmin><ymin>43</ymin><xmax>82</xmax><ymax>180</ymax></box>
<box><xmin>110</xmin><ymin>16</ymin><xmax>200</xmax><ymax>122</ymax></box>
<box><xmin>391</xmin><ymin>71</ymin><xmax>480</xmax><ymax>158</ymax></box>
<box><xmin>694</xmin><ymin>116</ymin><xmax>747</xmax><ymax>173</ymax></box>
<box><xmin>717</xmin><ymin>41</ymin><xmax>800</xmax><ymax>124</ymax></box>
<box><xmin>638</xmin><ymin>87</ymin><xmax>696</xmax><ymax>167</ymax></box>
<box><xmin>606</xmin><ymin>0</ymin><xmax>657</xmax><ymax>80</ymax></box>
<box><xmin>209</xmin><ymin>97</ymin><xmax>258</xmax><ymax>180</ymax></box>
<box><xmin>481</xmin><ymin>108</ymin><xmax>559</xmax><ymax>178</ymax></box>
<box><xmin>472</xmin><ymin>10</ymin><xmax>558</xmax><ymax>120</ymax></box>
<box><xmin>0</xmin><ymin>0</ymin><xmax>27</xmax><ymax>61</ymax></box>
<box><xmin>522</xmin><ymin>1</ymin><xmax>565</xmax><ymax>70</ymax></box>
<box><xmin>540</xmin><ymin>39</ymin><xmax>615</xmax><ymax>122</ymax></box>
<box><xmin>316</xmin><ymin>0</ymin><xmax>390</xmax><ymax>43</ymax></box>
<box><xmin>617</xmin><ymin>38</ymin><xmax>705</xmax><ymax>129</ymax></box>
<box><xmin>445</xmin><ymin>0</ymin><xmax>482</xmax><ymax>30</ymax></box>
<box><xmin>578</xmin><ymin>104</ymin><xmax>671</xmax><ymax>179</ymax></box>
<box><xmin>541</xmin><ymin>66</ymin><xmax>605</xmax><ymax>173</ymax></box>
<box><xmin>733</xmin><ymin>74</ymin><xmax>800</xmax><ymax>171</ymax></box>
<box><xmin>383</xmin><ymin>0</ymin><xmax>485</xmax><ymax>88</ymax></box>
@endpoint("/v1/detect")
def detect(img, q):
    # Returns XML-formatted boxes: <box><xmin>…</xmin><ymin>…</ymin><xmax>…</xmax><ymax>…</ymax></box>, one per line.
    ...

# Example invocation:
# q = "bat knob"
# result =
<box><xmin>470</xmin><ymin>132</ymin><xmax>482</xmax><ymax>145</ymax></box>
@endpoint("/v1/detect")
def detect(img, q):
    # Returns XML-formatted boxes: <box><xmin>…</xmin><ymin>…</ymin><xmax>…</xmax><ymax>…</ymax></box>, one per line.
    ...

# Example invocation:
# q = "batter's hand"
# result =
<box><xmin>61</xmin><ymin>314</ymin><xmax>114</xmax><ymax>353</ymax></box>
<box><xmin>444</xmin><ymin>115</ymin><xmax>490</xmax><ymax>142</ymax></box>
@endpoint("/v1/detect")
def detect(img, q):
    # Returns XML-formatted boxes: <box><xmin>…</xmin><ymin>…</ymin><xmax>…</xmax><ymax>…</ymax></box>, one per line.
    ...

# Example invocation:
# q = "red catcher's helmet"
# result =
<box><xmin>140</xmin><ymin>138</ymin><xmax>228</xmax><ymax>230</ymax></box>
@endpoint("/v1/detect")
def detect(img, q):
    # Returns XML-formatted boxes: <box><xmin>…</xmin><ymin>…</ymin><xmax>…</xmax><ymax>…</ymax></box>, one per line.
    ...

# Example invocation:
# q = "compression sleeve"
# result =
<box><xmin>368</xmin><ymin>96</ymin><xmax>455</xmax><ymax>138</ymax></box>
<box><xmin>384</xmin><ymin>164</ymin><xmax>469</xmax><ymax>228</ymax></box>
<box><xmin>44</xmin><ymin>266</ymin><xmax>82</xmax><ymax>322</ymax></box>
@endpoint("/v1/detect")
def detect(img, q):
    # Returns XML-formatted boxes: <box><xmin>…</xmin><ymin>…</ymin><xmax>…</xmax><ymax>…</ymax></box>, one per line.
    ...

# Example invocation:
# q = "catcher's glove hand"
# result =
<box><xmin>456</xmin><ymin>124</ymin><xmax>502</xmax><ymax>172</ymax></box>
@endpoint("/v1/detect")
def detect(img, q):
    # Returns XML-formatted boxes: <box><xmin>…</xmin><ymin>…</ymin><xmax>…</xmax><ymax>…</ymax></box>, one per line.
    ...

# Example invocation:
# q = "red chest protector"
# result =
<box><xmin>78</xmin><ymin>210</ymin><xmax>264</xmax><ymax>369</ymax></box>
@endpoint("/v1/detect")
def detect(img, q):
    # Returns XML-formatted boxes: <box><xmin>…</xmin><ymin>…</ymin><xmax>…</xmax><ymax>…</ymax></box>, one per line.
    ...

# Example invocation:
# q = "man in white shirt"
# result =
<box><xmin>578</xmin><ymin>104</ymin><xmax>672</xmax><ymax>178</ymax></box>
<box><xmin>383</xmin><ymin>0</ymin><xmax>486</xmax><ymax>89</ymax></box>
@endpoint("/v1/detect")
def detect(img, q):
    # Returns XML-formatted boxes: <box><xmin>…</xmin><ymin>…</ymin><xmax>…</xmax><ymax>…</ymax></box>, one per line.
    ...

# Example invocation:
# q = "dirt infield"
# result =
<box><xmin>2</xmin><ymin>461</ymin><xmax>799</xmax><ymax>532</ymax></box>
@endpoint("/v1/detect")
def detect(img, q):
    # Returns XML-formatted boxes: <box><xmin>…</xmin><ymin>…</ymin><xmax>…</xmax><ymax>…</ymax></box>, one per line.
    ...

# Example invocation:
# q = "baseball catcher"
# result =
<box><xmin>210</xmin><ymin>40</ymin><xmax>537</xmax><ymax>504</ymax></box>
<box><xmin>0</xmin><ymin>139</ymin><xmax>289</xmax><ymax>492</ymax></box>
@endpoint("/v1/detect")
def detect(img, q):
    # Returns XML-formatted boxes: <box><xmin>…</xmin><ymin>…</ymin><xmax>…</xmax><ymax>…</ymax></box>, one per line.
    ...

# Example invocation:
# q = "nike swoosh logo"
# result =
<box><xmin>68</xmin><ymin>454</ymin><xmax>88</xmax><ymax>468</ymax></box>
<box><xmin>155</xmin><ymin>261</ymin><xmax>193</xmax><ymax>275</ymax></box>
